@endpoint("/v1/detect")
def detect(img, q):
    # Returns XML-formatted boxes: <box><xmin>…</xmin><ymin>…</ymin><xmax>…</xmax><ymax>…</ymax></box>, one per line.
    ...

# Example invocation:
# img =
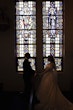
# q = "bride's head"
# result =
<box><xmin>47</xmin><ymin>55</ymin><xmax>56</xmax><ymax>70</ymax></box>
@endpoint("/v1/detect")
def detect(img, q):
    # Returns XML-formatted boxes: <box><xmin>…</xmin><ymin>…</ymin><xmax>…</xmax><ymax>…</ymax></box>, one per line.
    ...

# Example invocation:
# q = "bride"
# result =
<box><xmin>34</xmin><ymin>55</ymin><xmax>73</xmax><ymax>110</ymax></box>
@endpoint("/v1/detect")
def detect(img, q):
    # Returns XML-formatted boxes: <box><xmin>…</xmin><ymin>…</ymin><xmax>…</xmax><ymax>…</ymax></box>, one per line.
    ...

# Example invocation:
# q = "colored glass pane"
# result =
<box><xmin>44</xmin><ymin>58</ymin><xmax>62</xmax><ymax>71</ymax></box>
<box><xmin>17</xmin><ymin>44</ymin><xmax>36</xmax><ymax>57</ymax></box>
<box><xmin>17</xmin><ymin>58</ymin><xmax>35</xmax><ymax>71</ymax></box>
<box><xmin>16</xmin><ymin>16</ymin><xmax>36</xmax><ymax>29</ymax></box>
<box><xmin>16</xmin><ymin>30</ymin><xmax>36</xmax><ymax>44</ymax></box>
<box><xmin>16</xmin><ymin>1</ymin><xmax>36</xmax><ymax>15</ymax></box>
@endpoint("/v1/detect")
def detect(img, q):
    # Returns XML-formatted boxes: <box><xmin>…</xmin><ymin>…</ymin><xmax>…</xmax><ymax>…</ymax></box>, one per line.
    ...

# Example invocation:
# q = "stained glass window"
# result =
<box><xmin>16</xmin><ymin>1</ymin><xmax>63</xmax><ymax>72</ymax></box>
<box><xmin>16</xmin><ymin>1</ymin><xmax>36</xmax><ymax>72</ymax></box>
<box><xmin>42</xmin><ymin>1</ymin><xmax>63</xmax><ymax>71</ymax></box>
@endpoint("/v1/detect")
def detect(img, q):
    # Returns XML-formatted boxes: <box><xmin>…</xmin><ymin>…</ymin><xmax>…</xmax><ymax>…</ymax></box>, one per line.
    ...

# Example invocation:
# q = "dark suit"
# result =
<box><xmin>23</xmin><ymin>58</ymin><xmax>35</xmax><ymax>110</ymax></box>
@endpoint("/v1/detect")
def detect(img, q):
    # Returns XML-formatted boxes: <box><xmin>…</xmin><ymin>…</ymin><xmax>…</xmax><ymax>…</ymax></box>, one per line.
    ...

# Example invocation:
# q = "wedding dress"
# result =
<box><xmin>34</xmin><ymin>63</ymin><xmax>73</xmax><ymax>110</ymax></box>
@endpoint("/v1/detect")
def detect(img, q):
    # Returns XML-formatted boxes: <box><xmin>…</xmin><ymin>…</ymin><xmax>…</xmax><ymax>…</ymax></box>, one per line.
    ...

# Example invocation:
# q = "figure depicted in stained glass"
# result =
<box><xmin>48</xmin><ymin>2</ymin><xmax>57</xmax><ymax>31</ymax></box>
<box><xmin>16</xmin><ymin>1</ymin><xmax>36</xmax><ymax>72</ymax></box>
<box><xmin>43</xmin><ymin>1</ymin><xmax>63</xmax><ymax>71</ymax></box>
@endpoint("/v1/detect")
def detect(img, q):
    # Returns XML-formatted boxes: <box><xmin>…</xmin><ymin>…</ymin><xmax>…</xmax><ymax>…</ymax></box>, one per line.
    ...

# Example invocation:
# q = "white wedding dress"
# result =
<box><xmin>34</xmin><ymin>63</ymin><xmax>73</xmax><ymax>110</ymax></box>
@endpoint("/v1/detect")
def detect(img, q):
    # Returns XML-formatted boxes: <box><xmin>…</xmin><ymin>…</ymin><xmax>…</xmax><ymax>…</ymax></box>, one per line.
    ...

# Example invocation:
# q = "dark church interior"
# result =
<box><xmin>0</xmin><ymin>0</ymin><xmax>73</xmax><ymax>110</ymax></box>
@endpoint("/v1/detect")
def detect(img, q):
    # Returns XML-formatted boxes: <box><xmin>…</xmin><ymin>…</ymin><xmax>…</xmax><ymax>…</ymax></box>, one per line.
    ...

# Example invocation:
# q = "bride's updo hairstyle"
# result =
<box><xmin>48</xmin><ymin>55</ymin><xmax>56</xmax><ymax>70</ymax></box>
<box><xmin>25</xmin><ymin>53</ymin><xmax>30</xmax><ymax>59</ymax></box>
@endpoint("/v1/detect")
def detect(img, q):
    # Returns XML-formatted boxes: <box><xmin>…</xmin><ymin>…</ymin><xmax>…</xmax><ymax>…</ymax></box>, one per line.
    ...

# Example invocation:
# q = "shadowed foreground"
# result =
<box><xmin>34</xmin><ymin>67</ymin><xmax>73</xmax><ymax>110</ymax></box>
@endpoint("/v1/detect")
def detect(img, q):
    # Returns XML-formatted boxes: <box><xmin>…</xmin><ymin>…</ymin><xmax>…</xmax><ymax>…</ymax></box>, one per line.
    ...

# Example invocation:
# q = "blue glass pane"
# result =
<box><xmin>43</xmin><ymin>1</ymin><xmax>63</xmax><ymax>16</ymax></box>
<box><xmin>43</xmin><ymin>16</ymin><xmax>63</xmax><ymax>29</ymax></box>
<box><xmin>16</xmin><ymin>30</ymin><xmax>36</xmax><ymax>44</ymax></box>
<box><xmin>44</xmin><ymin>58</ymin><xmax>62</xmax><ymax>71</ymax></box>
<box><xmin>43</xmin><ymin>44</ymin><xmax>50</xmax><ymax>57</ymax></box>
<box><xmin>16</xmin><ymin>1</ymin><xmax>36</xmax><ymax>15</ymax></box>
<box><xmin>43</xmin><ymin>30</ymin><xmax>62</xmax><ymax>44</ymax></box>
<box><xmin>17</xmin><ymin>58</ymin><xmax>35</xmax><ymax>71</ymax></box>
<box><xmin>16</xmin><ymin>16</ymin><xmax>36</xmax><ymax>29</ymax></box>
<box><xmin>17</xmin><ymin>45</ymin><xmax>36</xmax><ymax>57</ymax></box>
